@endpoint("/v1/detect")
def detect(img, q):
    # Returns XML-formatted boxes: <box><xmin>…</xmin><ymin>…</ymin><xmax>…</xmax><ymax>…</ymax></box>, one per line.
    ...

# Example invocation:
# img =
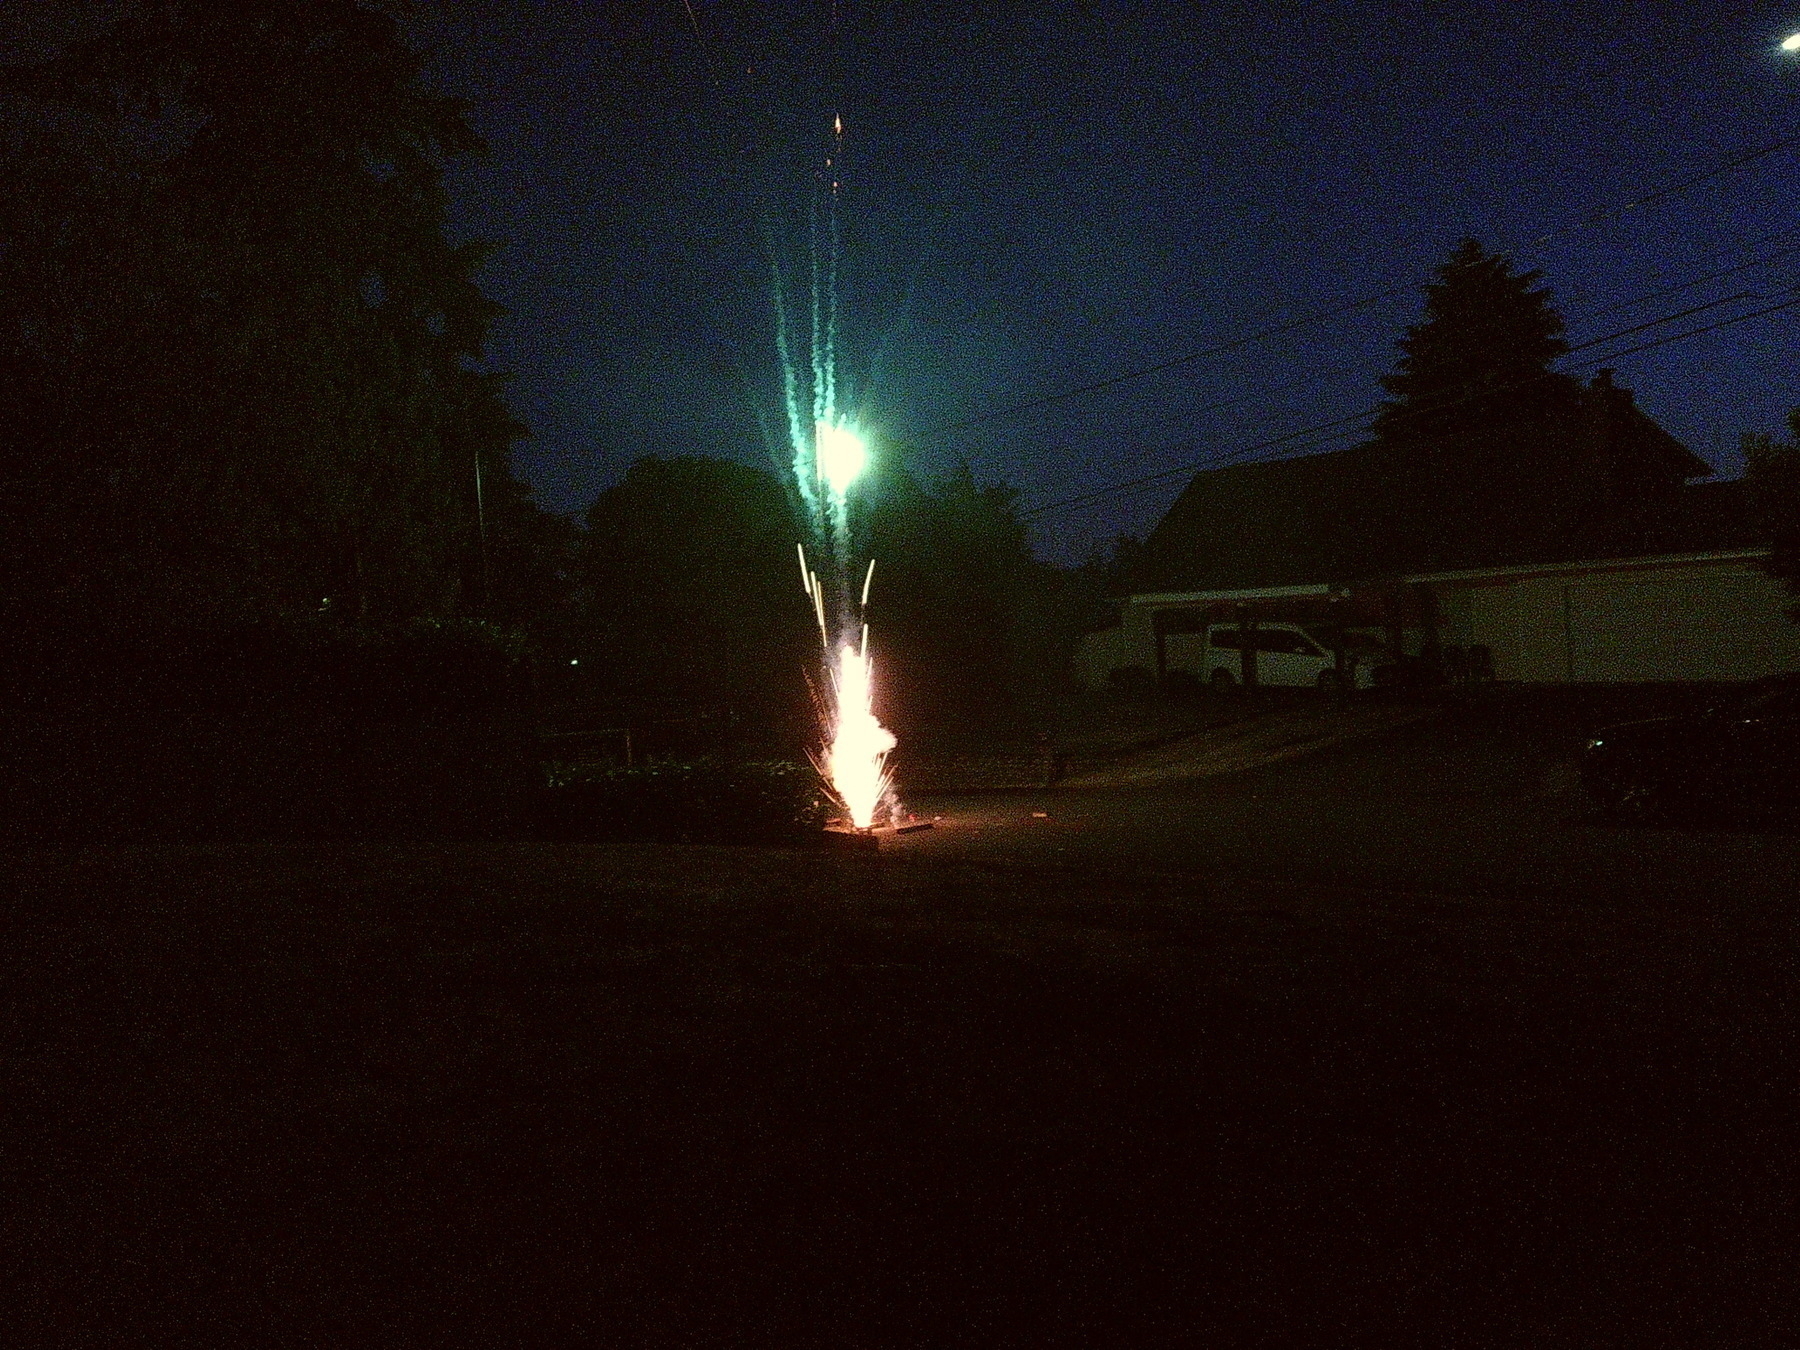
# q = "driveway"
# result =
<box><xmin>892</xmin><ymin>698</ymin><xmax>1800</xmax><ymax>907</ymax></box>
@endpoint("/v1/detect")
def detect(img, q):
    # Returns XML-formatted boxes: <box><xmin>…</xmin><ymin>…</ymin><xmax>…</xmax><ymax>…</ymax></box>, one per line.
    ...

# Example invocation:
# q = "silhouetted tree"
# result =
<box><xmin>1356</xmin><ymin>239</ymin><xmax>1590</xmax><ymax>570</ymax></box>
<box><xmin>1374</xmin><ymin>238</ymin><xmax>1576</xmax><ymax>443</ymax></box>
<box><xmin>865</xmin><ymin>456</ymin><xmax>1089</xmax><ymax>725</ymax></box>
<box><xmin>1057</xmin><ymin>536</ymin><xmax>1144</xmax><ymax>648</ymax></box>
<box><xmin>479</xmin><ymin>463</ymin><xmax>584</xmax><ymax>645</ymax></box>
<box><xmin>868</xmin><ymin>461</ymin><xmax>1029</xmax><ymax>723</ymax></box>
<box><xmin>577</xmin><ymin>457</ymin><xmax>814</xmax><ymax>711</ymax></box>
<box><xmin>573</xmin><ymin>452</ymin><xmax>1082</xmax><ymax>730</ymax></box>
<box><xmin>0</xmin><ymin>0</ymin><xmax>522</xmax><ymax>626</ymax></box>
<box><xmin>1090</xmin><ymin>535</ymin><xmax>1148</xmax><ymax>598</ymax></box>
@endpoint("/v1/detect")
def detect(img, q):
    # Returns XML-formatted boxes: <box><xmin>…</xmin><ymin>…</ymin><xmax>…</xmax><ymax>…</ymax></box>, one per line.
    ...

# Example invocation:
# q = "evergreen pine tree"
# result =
<box><xmin>1373</xmin><ymin>238</ymin><xmax>1579</xmax><ymax>444</ymax></box>
<box><xmin>1357</xmin><ymin>239</ymin><xmax>1591</xmax><ymax>569</ymax></box>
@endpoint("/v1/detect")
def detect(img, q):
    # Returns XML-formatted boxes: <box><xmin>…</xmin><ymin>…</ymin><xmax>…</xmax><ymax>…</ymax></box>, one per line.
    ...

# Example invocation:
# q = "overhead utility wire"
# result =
<box><xmin>1211</xmin><ymin>292</ymin><xmax>1800</xmax><ymax>471</ymax></box>
<box><xmin>925</xmin><ymin>289</ymin><xmax>1415</xmax><ymax>439</ymax></box>
<box><xmin>1576</xmin><ymin>290</ymin><xmax>1800</xmax><ymax>365</ymax></box>
<box><xmin>1027</xmin><ymin>289</ymin><xmax>1800</xmax><ymax>519</ymax></box>
<box><xmin>1028</xmin><ymin>286</ymin><xmax>1762</xmax><ymax>512</ymax></box>
<box><xmin>1019</xmin><ymin>221</ymin><xmax>1800</xmax><ymax>502</ymax></box>
<box><xmin>923</xmin><ymin>130</ymin><xmax>1800</xmax><ymax>443</ymax></box>
<box><xmin>1017</xmin><ymin>285</ymin><xmax>1800</xmax><ymax>520</ymax></box>
<box><xmin>1051</xmin><ymin>232</ymin><xmax>1800</xmax><ymax>459</ymax></box>
<box><xmin>1024</xmin><ymin>290</ymin><xmax>1800</xmax><ymax>520</ymax></box>
<box><xmin>1579</xmin><ymin>226</ymin><xmax>1800</xmax><ymax>318</ymax></box>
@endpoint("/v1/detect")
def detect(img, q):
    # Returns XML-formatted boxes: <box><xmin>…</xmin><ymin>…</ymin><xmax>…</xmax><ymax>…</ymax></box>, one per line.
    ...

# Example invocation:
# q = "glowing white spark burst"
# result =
<box><xmin>681</xmin><ymin>0</ymin><xmax>902</xmax><ymax>832</ymax></box>
<box><xmin>826</xmin><ymin>643</ymin><xmax>894</xmax><ymax>829</ymax></box>
<box><xmin>814</xmin><ymin>419</ymin><xmax>868</xmax><ymax>497</ymax></box>
<box><xmin>1783</xmin><ymin>32</ymin><xmax>1800</xmax><ymax>51</ymax></box>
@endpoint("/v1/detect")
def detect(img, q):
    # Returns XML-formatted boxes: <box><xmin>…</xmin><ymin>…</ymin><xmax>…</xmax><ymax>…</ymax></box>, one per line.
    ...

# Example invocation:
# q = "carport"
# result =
<box><xmin>1137</xmin><ymin>584</ymin><xmax>1420</xmax><ymax>688</ymax></box>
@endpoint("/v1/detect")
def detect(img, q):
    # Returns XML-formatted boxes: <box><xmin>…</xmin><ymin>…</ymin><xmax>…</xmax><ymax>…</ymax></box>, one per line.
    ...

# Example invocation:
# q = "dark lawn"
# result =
<box><xmin>3</xmin><ymin>841</ymin><xmax>1796</xmax><ymax>1346</ymax></box>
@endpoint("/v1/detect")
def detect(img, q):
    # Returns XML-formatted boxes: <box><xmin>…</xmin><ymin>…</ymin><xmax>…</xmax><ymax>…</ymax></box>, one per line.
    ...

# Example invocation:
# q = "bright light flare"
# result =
<box><xmin>1783</xmin><ymin>32</ymin><xmax>1800</xmax><ymax>50</ymax></box>
<box><xmin>815</xmin><ymin>419</ymin><xmax>868</xmax><ymax>497</ymax></box>
<box><xmin>826</xmin><ymin>642</ymin><xmax>894</xmax><ymax>829</ymax></box>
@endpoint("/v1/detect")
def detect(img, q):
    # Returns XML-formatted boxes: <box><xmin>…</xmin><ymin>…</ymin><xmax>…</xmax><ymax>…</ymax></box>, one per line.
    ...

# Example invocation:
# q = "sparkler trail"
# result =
<box><xmin>769</xmin><ymin>111</ymin><xmax>896</xmax><ymax>830</ymax></box>
<box><xmin>665</xmin><ymin>2</ymin><xmax>902</xmax><ymax>824</ymax></box>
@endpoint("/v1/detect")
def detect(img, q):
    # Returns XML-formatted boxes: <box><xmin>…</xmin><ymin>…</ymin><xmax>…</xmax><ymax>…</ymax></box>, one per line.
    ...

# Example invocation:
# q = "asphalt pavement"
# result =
<box><xmin>890</xmin><ymin>700</ymin><xmax>1800</xmax><ymax>908</ymax></box>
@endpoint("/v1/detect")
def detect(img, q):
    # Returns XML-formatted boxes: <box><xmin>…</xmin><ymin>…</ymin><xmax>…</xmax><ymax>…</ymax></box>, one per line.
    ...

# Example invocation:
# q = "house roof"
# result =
<box><xmin>1135</xmin><ymin>448</ymin><xmax>1365</xmax><ymax>592</ymax></box>
<box><xmin>1400</xmin><ymin>545</ymin><xmax>1771</xmax><ymax>588</ymax></box>
<box><xmin>1132</xmin><ymin>372</ymin><xmax>1744</xmax><ymax>593</ymax></box>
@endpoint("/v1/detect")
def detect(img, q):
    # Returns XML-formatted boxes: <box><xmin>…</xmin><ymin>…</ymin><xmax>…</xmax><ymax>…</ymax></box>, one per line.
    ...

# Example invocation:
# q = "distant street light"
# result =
<box><xmin>1782</xmin><ymin>32</ymin><xmax>1800</xmax><ymax>52</ymax></box>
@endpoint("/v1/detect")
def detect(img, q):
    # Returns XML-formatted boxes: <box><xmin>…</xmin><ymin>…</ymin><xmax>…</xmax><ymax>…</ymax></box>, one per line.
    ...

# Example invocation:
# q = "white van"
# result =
<box><xmin>1164</xmin><ymin>622</ymin><xmax>1384</xmax><ymax>690</ymax></box>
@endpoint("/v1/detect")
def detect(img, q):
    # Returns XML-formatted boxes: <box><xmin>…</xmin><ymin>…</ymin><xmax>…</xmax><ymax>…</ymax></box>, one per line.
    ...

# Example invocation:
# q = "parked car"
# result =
<box><xmin>1579</xmin><ymin>674</ymin><xmax>1800</xmax><ymax>820</ymax></box>
<box><xmin>1163</xmin><ymin>623</ymin><xmax>1386</xmax><ymax>691</ymax></box>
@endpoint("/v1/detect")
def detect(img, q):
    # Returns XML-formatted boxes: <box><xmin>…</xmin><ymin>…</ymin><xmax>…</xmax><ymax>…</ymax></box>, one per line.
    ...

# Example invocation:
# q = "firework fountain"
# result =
<box><xmin>774</xmin><ymin>115</ymin><xmax>897</xmax><ymax>831</ymax></box>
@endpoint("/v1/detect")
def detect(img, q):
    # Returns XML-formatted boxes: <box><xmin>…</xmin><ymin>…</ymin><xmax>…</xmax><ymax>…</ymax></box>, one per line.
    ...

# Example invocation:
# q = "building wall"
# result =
<box><xmin>1081</xmin><ymin>558</ymin><xmax>1800</xmax><ymax>689</ymax></box>
<box><xmin>1073</xmin><ymin>606</ymin><xmax>1157</xmax><ymax>688</ymax></box>
<box><xmin>1460</xmin><ymin>560</ymin><xmax>1800</xmax><ymax>683</ymax></box>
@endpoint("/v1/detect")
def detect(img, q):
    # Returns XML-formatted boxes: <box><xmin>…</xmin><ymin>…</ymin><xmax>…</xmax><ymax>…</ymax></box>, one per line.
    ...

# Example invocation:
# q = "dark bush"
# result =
<box><xmin>0</xmin><ymin>616</ymin><xmax>540</xmax><ymax>841</ymax></box>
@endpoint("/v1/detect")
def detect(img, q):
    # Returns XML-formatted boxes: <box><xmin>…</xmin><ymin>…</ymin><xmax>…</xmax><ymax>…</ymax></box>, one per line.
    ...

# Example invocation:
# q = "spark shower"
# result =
<box><xmin>775</xmin><ymin>114</ymin><xmax>896</xmax><ymax>830</ymax></box>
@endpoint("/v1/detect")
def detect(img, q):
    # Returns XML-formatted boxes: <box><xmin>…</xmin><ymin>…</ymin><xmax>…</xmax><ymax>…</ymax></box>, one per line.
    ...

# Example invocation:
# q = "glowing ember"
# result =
<box><xmin>826</xmin><ymin>642</ymin><xmax>894</xmax><ymax>829</ymax></box>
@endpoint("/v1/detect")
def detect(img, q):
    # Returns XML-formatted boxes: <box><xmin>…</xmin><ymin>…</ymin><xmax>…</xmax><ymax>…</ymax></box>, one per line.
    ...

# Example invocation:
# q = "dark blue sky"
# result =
<box><xmin>412</xmin><ymin>0</ymin><xmax>1800</xmax><ymax>561</ymax></box>
<box><xmin>11</xmin><ymin>3</ymin><xmax>1800</xmax><ymax>561</ymax></box>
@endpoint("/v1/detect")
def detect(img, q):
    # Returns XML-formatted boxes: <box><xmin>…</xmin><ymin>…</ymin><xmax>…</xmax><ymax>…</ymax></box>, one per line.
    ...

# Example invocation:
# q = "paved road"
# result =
<box><xmin>891</xmin><ymin>704</ymin><xmax>1800</xmax><ymax>907</ymax></box>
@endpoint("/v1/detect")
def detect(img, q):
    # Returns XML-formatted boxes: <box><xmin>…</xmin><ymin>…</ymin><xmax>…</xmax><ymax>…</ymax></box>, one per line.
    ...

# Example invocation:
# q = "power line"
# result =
<box><xmin>1580</xmin><ymin>226</ymin><xmax>1800</xmax><ymax>319</ymax></box>
<box><xmin>1037</xmin><ymin>232</ymin><xmax>1800</xmax><ymax>464</ymax></box>
<box><xmin>1022</xmin><ymin>281</ymin><xmax>1776</xmax><ymax>516</ymax></box>
<box><xmin>1028</xmin><ymin>220</ymin><xmax>1787</xmax><ymax>494</ymax></box>
<box><xmin>924</xmin><ymin>288</ymin><xmax>1415</xmax><ymax>440</ymax></box>
<box><xmin>1024</xmin><ymin>293</ymin><xmax>1800</xmax><ymax>520</ymax></box>
<box><xmin>1017</xmin><ymin>285</ymin><xmax>1800</xmax><ymax>521</ymax></box>
<box><xmin>922</xmin><ymin>130</ymin><xmax>1800</xmax><ymax>444</ymax></box>
<box><xmin>1576</xmin><ymin>290</ymin><xmax>1800</xmax><ymax>365</ymax></box>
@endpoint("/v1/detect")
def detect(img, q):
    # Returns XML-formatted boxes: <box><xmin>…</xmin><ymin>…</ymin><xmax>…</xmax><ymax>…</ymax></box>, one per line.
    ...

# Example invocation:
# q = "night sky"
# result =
<box><xmin>13</xmin><ymin>3</ymin><xmax>1800</xmax><ymax>561</ymax></box>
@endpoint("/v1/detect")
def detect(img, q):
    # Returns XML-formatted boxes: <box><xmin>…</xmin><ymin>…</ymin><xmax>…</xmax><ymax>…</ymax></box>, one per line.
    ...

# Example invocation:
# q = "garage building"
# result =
<box><xmin>1087</xmin><ymin>369</ymin><xmax>1800</xmax><ymax>688</ymax></box>
<box><xmin>1419</xmin><ymin>547</ymin><xmax>1800</xmax><ymax>684</ymax></box>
